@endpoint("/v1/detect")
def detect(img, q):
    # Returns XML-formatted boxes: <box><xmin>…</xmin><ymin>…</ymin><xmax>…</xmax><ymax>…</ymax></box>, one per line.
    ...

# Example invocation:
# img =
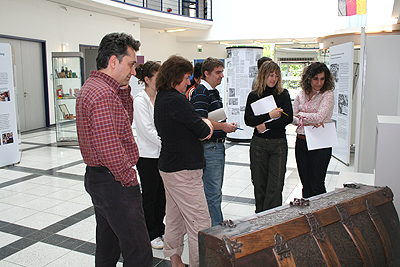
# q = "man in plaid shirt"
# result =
<box><xmin>76</xmin><ymin>33</ymin><xmax>152</xmax><ymax>266</ymax></box>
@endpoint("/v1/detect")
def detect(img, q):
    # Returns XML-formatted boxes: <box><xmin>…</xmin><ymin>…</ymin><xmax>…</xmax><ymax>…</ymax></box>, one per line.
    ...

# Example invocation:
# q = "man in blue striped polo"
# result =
<box><xmin>190</xmin><ymin>57</ymin><xmax>237</xmax><ymax>226</ymax></box>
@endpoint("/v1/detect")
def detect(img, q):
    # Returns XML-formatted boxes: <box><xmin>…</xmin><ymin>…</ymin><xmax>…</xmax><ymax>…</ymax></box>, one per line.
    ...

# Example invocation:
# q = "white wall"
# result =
<box><xmin>357</xmin><ymin>35</ymin><xmax>400</xmax><ymax>173</ymax></box>
<box><xmin>177</xmin><ymin>0</ymin><xmax>396</xmax><ymax>43</ymax></box>
<box><xmin>1</xmin><ymin>0</ymin><xmax>397</xmax><ymax>126</ymax></box>
<box><xmin>1</xmin><ymin>0</ymin><xmax>226</xmax><ymax>125</ymax></box>
<box><xmin>177</xmin><ymin>0</ymin><xmax>346</xmax><ymax>43</ymax></box>
<box><xmin>1</xmin><ymin>0</ymin><xmax>140</xmax><ymax>125</ymax></box>
<box><xmin>139</xmin><ymin>28</ymin><xmax>226</xmax><ymax>62</ymax></box>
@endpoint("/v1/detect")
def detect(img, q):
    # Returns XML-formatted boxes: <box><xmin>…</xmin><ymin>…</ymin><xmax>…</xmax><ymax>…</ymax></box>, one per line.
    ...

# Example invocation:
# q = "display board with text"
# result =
<box><xmin>0</xmin><ymin>43</ymin><xmax>20</xmax><ymax>167</ymax></box>
<box><xmin>225</xmin><ymin>47</ymin><xmax>263</xmax><ymax>140</ymax></box>
<box><xmin>329</xmin><ymin>42</ymin><xmax>354</xmax><ymax>165</ymax></box>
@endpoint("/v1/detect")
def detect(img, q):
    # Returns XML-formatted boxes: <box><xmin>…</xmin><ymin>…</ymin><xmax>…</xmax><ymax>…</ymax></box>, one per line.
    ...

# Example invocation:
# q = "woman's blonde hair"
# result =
<box><xmin>253</xmin><ymin>61</ymin><xmax>283</xmax><ymax>96</ymax></box>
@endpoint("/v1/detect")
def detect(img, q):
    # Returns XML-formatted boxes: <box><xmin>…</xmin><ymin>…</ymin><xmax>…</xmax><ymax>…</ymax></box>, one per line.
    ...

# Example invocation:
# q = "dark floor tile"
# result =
<box><xmin>70</xmin><ymin>210</ymin><xmax>93</xmax><ymax>221</ymax></box>
<box><xmin>74</xmin><ymin>241</ymin><xmax>96</xmax><ymax>255</ymax></box>
<box><xmin>42</xmin><ymin>222</ymin><xmax>68</xmax><ymax>233</ymax></box>
<box><xmin>222</xmin><ymin>195</ymin><xmax>235</xmax><ymax>201</ymax></box>
<box><xmin>58</xmin><ymin>237</ymin><xmax>85</xmax><ymax>250</ymax></box>
<box><xmin>26</xmin><ymin>230</ymin><xmax>53</xmax><ymax>241</ymax></box>
<box><xmin>327</xmin><ymin>170</ymin><xmax>340</xmax><ymax>175</ymax></box>
<box><xmin>11</xmin><ymin>226</ymin><xmax>37</xmax><ymax>237</ymax></box>
<box><xmin>56</xmin><ymin>217</ymin><xmax>80</xmax><ymax>227</ymax></box>
<box><xmin>0</xmin><ymin>245</ymin><xmax>19</xmax><ymax>260</ymax></box>
<box><xmin>81</xmin><ymin>206</ymin><xmax>95</xmax><ymax>215</ymax></box>
<box><xmin>7</xmin><ymin>238</ymin><xmax>37</xmax><ymax>250</ymax></box>
<box><xmin>0</xmin><ymin>220</ymin><xmax>10</xmax><ymax>229</ymax></box>
<box><xmin>0</xmin><ymin>223</ymin><xmax>22</xmax><ymax>235</ymax></box>
<box><xmin>234</xmin><ymin>196</ymin><xmax>250</xmax><ymax>204</ymax></box>
<box><xmin>41</xmin><ymin>233</ymin><xmax>69</xmax><ymax>246</ymax></box>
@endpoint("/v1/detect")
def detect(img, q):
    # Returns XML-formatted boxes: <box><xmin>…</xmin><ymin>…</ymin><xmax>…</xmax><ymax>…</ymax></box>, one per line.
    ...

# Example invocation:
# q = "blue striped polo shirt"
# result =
<box><xmin>190</xmin><ymin>80</ymin><xmax>226</xmax><ymax>139</ymax></box>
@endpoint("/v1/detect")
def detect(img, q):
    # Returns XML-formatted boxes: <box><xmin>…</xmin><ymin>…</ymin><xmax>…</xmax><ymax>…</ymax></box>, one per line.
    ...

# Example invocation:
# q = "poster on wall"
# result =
<box><xmin>226</xmin><ymin>47</ymin><xmax>263</xmax><ymax>140</ymax></box>
<box><xmin>0</xmin><ymin>43</ymin><xmax>20</xmax><ymax>167</ymax></box>
<box><xmin>329</xmin><ymin>42</ymin><xmax>354</xmax><ymax>165</ymax></box>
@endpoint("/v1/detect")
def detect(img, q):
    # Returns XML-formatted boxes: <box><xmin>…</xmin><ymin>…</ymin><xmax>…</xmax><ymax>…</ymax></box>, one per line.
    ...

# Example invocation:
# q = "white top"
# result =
<box><xmin>133</xmin><ymin>90</ymin><xmax>161</xmax><ymax>158</ymax></box>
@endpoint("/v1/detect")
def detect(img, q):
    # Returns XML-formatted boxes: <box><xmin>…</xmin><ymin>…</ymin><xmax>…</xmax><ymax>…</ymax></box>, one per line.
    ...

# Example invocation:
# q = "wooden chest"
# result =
<box><xmin>199</xmin><ymin>184</ymin><xmax>400</xmax><ymax>266</ymax></box>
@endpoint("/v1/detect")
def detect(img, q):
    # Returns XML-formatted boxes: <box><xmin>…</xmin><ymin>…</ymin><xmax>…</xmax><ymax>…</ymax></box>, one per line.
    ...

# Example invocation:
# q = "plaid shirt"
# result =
<box><xmin>76</xmin><ymin>71</ymin><xmax>139</xmax><ymax>186</ymax></box>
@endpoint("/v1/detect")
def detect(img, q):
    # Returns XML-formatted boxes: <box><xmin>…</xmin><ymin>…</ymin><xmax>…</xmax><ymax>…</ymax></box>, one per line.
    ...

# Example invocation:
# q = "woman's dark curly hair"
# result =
<box><xmin>156</xmin><ymin>55</ymin><xmax>193</xmax><ymax>92</ymax></box>
<box><xmin>300</xmin><ymin>62</ymin><xmax>335</xmax><ymax>95</ymax></box>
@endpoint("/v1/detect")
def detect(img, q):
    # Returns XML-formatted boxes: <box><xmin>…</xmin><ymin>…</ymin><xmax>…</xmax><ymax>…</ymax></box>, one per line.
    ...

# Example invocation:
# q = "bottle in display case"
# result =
<box><xmin>52</xmin><ymin>52</ymin><xmax>84</xmax><ymax>146</ymax></box>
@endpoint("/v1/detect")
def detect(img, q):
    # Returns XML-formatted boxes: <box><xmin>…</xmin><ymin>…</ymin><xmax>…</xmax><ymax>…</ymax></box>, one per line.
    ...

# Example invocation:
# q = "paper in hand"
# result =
<box><xmin>208</xmin><ymin>108</ymin><xmax>227</xmax><ymax>122</ymax></box>
<box><xmin>250</xmin><ymin>95</ymin><xmax>277</xmax><ymax>116</ymax></box>
<box><xmin>250</xmin><ymin>95</ymin><xmax>278</xmax><ymax>133</ymax></box>
<box><xmin>304</xmin><ymin>122</ymin><xmax>339</xmax><ymax>150</ymax></box>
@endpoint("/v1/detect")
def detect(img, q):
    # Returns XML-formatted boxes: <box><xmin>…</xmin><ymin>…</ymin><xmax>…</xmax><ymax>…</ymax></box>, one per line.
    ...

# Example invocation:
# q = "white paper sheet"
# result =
<box><xmin>250</xmin><ymin>95</ymin><xmax>277</xmax><ymax>133</ymax></box>
<box><xmin>304</xmin><ymin>122</ymin><xmax>339</xmax><ymax>150</ymax></box>
<box><xmin>250</xmin><ymin>95</ymin><xmax>277</xmax><ymax>116</ymax></box>
<box><xmin>208</xmin><ymin>108</ymin><xmax>227</xmax><ymax>122</ymax></box>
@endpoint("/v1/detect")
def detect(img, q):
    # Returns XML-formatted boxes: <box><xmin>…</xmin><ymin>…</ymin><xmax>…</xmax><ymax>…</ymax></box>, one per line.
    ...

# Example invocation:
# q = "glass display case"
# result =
<box><xmin>52</xmin><ymin>52</ymin><xmax>84</xmax><ymax>146</ymax></box>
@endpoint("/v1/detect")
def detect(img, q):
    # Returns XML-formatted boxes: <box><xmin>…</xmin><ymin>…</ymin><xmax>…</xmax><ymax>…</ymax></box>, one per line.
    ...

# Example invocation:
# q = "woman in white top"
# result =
<box><xmin>134</xmin><ymin>61</ymin><xmax>165</xmax><ymax>249</ymax></box>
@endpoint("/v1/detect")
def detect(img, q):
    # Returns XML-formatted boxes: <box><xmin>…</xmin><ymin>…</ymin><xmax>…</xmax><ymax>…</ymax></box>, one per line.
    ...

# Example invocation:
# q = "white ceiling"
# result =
<box><xmin>46</xmin><ymin>0</ymin><xmax>212</xmax><ymax>31</ymax></box>
<box><xmin>47</xmin><ymin>0</ymin><xmax>399</xmax><ymax>47</ymax></box>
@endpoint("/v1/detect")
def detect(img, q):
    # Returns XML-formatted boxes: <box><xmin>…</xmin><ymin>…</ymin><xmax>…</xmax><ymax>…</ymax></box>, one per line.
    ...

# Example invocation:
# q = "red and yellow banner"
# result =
<box><xmin>338</xmin><ymin>0</ymin><xmax>366</xmax><ymax>16</ymax></box>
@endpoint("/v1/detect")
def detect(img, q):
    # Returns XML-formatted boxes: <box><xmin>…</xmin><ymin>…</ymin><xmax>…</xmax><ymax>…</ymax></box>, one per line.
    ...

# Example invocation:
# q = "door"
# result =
<box><xmin>80</xmin><ymin>46</ymin><xmax>98</xmax><ymax>82</ymax></box>
<box><xmin>0</xmin><ymin>37</ymin><xmax>46</xmax><ymax>132</ymax></box>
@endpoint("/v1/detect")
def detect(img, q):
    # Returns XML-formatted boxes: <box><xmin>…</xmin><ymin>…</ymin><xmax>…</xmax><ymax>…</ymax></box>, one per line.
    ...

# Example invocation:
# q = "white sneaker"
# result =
<box><xmin>151</xmin><ymin>237</ymin><xmax>164</xmax><ymax>249</ymax></box>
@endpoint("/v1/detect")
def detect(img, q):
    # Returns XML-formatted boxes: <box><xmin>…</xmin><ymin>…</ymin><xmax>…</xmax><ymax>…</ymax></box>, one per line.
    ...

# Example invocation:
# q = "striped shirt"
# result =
<box><xmin>76</xmin><ymin>71</ymin><xmax>139</xmax><ymax>186</ymax></box>
<box><xmin>190</xmin><ymin>80</ymin><xmax>226</xmax><ymax>139</ymax></box>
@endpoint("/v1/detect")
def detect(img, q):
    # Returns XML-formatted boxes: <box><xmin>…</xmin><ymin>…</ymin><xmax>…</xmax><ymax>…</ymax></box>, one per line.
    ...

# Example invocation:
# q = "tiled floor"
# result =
<box><xmin>0</xmin><ymin>124</ymin><xmax>354</xmax><ymax>266</ymax></box>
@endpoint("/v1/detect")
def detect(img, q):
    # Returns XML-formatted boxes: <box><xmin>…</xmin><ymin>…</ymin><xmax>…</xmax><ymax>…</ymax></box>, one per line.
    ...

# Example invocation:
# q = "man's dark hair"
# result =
<box><xmin>257</xmin><ymin>57</ymin><xmax>272</xmax><ymax>70</ymax></box>
<box><xmin>201</xmin><ymin>57</ymin><xmax>223</xmax><ymax>78</ymax></box>
<box><xmin>188</xmin><ymin>62</ymin><xmax>203</xmax><ymax>89</ymax></box>
<box><xmin>96</xmin><ymin>32</ymin><xmax>141</xmax><ymax>70</ymax></box>
<box><xmin>193</xmin><ymin>62</ymin><xmax>202</xmax><ymax>79</ymax></box>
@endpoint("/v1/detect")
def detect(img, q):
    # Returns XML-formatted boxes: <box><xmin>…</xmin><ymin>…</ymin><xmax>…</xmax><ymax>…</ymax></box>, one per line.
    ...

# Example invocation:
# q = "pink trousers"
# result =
<box><xmin>159</xmin><ymin>169</ymin><xmax>211</xmax><ymax>267</ymax></box>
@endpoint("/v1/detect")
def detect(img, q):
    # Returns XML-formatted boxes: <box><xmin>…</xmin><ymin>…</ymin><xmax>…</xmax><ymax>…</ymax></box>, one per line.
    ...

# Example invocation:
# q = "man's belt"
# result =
<box><xmin>204</xmin><ymin>137</ymin><xmax>225</xmax><ymax>143</ymax></box>
<box><xmin>87</xmin><ymin>165</ymin><xmax>112</xmax><ymax>174</ymax></box>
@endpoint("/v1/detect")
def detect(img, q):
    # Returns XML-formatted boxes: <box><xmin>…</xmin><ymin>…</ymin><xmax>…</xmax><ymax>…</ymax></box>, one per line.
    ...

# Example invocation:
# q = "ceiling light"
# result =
<box><xmin>197</xmin><ymin>45</ymin><xmax>203</xmax><ymax>48</ymax></box>
<box><xmin>219</xmin><ymin>42</ymin><xmax>229</xmax><ymax>46</ymax></box>
<box><xmin>165</xmin><ymin>28</ymin><xmax>186</xmax><ymax>33</ymax></box>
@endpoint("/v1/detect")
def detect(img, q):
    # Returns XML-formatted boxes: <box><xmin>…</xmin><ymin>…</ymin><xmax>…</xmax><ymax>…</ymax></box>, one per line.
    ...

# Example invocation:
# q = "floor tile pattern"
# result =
<box><xmin>0</xmin><ymin>125</ymin><xmax>354</xmax><ymax>266</ymax></box>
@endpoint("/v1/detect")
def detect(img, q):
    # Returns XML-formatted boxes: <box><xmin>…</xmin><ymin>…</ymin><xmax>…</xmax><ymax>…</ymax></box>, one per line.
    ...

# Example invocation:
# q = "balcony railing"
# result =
<box><xmin>112</xmin><ymin>0</ymin><xmax>212</xmax><ymax>20</ymax></box>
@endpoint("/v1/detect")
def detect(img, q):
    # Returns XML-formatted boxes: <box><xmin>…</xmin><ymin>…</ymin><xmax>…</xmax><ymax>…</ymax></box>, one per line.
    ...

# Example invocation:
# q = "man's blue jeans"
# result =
<box><xmin>202</xmin><ymin>141</ymin><xmax>225</xmax><ymax>226</ymax></box>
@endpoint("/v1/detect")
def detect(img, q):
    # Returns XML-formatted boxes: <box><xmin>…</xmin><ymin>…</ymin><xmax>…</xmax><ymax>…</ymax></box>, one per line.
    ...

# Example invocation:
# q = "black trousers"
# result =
<box><xmin>136</xmin><ymin>157</ymin><xmax>166</xmax><ymax>241</ymax></box>
<box><xmin>250</xmin><ymin>136</ymin><xmax>288</xmax><ymax>213</ymax></box>
<box><xmin>84</xmin><ymin>166</ymin><xmax>153</xmax><ymax>267</ymax></box>
<box><xmin>295</xmin><ymin>138</ymin><xmax>332</xmax><ymax>198</ymax></box>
